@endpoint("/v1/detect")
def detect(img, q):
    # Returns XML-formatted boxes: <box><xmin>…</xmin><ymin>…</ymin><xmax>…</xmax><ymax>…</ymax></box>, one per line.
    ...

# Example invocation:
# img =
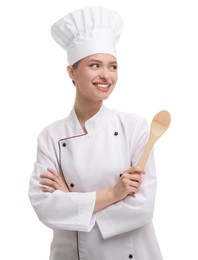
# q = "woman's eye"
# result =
<box><xmin>110</xmin><ymin>65</ymin><xmax>117</xmax><ymax>70</ymax></box>
<box><xmin>90</xmin><ymin>63</ymin><xmax>100</xmax><ymax>69</ymax></box>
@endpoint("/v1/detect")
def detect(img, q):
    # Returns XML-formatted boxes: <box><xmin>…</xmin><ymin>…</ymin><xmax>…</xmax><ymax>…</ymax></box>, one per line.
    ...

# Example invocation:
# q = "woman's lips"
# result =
<box><xmin>93</xmin><ymin>83</ymin><xmax>111</xmax><ymax>91</ymax></box>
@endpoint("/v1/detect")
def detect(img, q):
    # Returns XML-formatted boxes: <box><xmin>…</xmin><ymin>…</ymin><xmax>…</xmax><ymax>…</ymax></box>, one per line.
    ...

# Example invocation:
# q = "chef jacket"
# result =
<box><xmin>28</xmin><ymin>105</ymin><xmax>163</xmax><ymax>260</ymax></box>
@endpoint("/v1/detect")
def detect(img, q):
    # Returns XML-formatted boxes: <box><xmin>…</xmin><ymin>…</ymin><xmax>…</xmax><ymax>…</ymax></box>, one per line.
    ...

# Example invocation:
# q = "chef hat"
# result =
<box><xmin>51</xmin><ymin>6</ymin><xmax>123</xmax><ymax>65</ymax></box>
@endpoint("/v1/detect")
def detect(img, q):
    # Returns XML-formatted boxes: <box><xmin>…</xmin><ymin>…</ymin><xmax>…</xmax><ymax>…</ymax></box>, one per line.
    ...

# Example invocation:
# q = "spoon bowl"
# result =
<box><xmin>151</xmin><ymin>110</ymin><xmax>171</xmax><ymax>139</ymax></box>
<box><xmin>137</xmin><ymin>110</ymin><xmax>171</xmax><ymax>168</ymax></box>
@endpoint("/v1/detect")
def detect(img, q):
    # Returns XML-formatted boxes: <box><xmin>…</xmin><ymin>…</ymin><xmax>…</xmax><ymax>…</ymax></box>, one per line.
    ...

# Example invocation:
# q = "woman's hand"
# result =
<box><xmin>111</xmin><ymin>166</ymin><xmax>144</xmax><ymax>201</ymax></box>
<box><xmin>94</xmin><ymin>166</ymin><xmax>144</xmax><ymax>213</ymax></box>
<box><xmin>40</xmin><ymin>168</ymin><xmax>69</xmax><ymax>193</ymax></box>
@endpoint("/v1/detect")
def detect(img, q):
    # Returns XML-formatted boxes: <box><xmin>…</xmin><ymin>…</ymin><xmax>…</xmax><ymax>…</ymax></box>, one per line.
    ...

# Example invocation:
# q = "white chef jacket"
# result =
<box><xmin>28</xmin><ymin>105</ymin><xmax>163</xmax><ymax>260</ymax></box>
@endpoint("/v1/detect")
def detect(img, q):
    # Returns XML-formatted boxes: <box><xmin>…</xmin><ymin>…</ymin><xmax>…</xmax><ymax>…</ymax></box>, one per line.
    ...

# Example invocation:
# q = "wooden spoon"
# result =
<box><xmin>137</xmin><ymin>110</ymin><xmax>171</xmax><ymax>169</ymax></box>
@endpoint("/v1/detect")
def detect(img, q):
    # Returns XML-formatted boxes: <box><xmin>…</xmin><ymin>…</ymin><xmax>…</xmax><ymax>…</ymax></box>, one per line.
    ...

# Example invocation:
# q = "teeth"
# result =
<box><xmin>97</xmin><ymin>84</ymin><xmax>109</xmax><ymax>88</ymax></box>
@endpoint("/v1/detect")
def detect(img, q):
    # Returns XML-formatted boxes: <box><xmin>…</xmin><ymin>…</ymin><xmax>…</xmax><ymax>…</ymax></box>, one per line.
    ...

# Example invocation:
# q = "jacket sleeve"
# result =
<box><xmin>28</xmin><ymin>129</ymin><xmax>96</xmax><ymax>232</ymax></box>
<box><xmin>96</xmin><ymin>117</ymin><xmax>157</xmax><ymax>239</ymax></box>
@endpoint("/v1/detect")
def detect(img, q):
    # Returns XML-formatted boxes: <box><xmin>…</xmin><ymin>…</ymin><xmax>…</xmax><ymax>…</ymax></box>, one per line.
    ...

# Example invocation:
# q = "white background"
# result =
<box><xmin>0</xmin><ymin>0</ymin><xmax>198</xmax><ymax>259</ymax></box>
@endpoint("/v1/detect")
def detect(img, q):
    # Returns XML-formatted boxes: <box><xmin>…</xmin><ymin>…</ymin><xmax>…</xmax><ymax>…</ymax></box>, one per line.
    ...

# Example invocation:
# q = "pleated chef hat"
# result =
<box><xmin>51</xmin><ymin>6</ymin><xmax>123</xmax><ymax>65</ymax></box>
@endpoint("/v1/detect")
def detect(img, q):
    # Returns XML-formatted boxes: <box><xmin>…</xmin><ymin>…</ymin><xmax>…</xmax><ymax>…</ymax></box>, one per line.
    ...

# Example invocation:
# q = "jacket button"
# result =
<box><xmin>62</xmin><ymin>143</ymin><xmax>66</xmax><ymax>147</ymax></box>
<box><xmin>70</xmin><ymin>183</ymin><xmax>74</xmax><ymax>188</ymax></box>
<box><xmin>114</xmin><ymin>132</ymin><xmax>118</xmax><ymax>136</ymax></box>
<box><xmin>129</xmin><ymin>254</ymin><xmax>133</xmax><ymax>259</ymax></box>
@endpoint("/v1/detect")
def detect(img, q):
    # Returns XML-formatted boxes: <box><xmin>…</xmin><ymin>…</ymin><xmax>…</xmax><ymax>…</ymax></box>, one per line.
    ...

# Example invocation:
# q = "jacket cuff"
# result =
<box><xmin>96</xmin><ymin>209</ymin><xmax>116</xmax><ymax>239</ymax></box>
<box><xmin>76</xmin><ymin>191</ymin><xmax>97</xmax><ymax>231</ymax></box>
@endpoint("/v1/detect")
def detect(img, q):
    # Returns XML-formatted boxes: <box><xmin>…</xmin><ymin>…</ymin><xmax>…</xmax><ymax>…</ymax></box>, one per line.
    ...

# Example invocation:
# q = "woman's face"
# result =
<box><xmin>67</xmin><ymin>53</ymin><xmax>118</xmax><ymax>103</ymax></box>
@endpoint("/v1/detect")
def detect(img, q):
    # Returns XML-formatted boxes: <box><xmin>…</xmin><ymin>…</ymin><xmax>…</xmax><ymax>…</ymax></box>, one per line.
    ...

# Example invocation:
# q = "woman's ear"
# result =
<box><xmin>67</xmin><ymin>65</ymin><xmax>75</xmax><ymax>81</ymax></box>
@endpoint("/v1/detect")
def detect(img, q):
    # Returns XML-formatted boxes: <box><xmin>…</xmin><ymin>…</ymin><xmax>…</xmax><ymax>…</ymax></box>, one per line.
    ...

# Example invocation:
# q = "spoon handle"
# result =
<box><xmin>137</xmin><ymin>136</ymin><xmax>156</xmax><ymax>168</ymax></box>
<box><xmin>131</xmin><ymin>136</ymin><xmax>157</xmax><ymax>198</ymax></box>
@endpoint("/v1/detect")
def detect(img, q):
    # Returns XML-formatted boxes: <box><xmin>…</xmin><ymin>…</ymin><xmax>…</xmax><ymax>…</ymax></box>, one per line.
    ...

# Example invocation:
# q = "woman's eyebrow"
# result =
<box><xmin>87</xmin><ymin>59</ymin><xmax>102</xmax><ymax>63</ymax></box>
<box><xmin>87</xmin><ymin>59</ymin><xmax>117</xmax><ymax>64</ymax></box>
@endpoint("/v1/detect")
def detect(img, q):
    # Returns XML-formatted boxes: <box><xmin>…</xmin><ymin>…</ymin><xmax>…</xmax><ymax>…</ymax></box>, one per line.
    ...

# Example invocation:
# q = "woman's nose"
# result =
<box><xmin>99</xmin><ymin>67</ymin><xmax>110</xmax><ymax>80</ymax></box>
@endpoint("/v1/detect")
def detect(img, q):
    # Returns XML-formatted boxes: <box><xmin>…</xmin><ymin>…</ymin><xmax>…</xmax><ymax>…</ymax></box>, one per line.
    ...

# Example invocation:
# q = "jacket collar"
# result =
<box><xmin>68</xmin><ymin>105</ymin><xmax>112</xmax><ymax>134</ymax></box>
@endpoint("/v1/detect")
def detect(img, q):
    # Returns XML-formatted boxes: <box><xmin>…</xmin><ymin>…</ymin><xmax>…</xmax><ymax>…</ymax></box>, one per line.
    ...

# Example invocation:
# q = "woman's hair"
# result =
<box><xmin>71</xmin><ymin>60</ymin><xmax>80</xmax><ymax>85</ymax></box>
<box><xmin>72</xmin><ymin>60</ymin><xmax>80</xmax><ymax>69</ymax></box>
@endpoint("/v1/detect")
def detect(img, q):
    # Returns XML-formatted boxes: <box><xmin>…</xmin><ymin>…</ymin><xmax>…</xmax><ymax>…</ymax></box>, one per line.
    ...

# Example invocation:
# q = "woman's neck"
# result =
<box><xmin>74</xmin><ymin>98</ymin><xmax>103</xmax><ymax>132</ymax></box>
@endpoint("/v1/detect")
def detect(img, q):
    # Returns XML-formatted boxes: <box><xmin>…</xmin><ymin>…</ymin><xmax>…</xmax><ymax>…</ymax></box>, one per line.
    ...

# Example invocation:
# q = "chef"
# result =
<box><xmin>28</xmin><ymin>6</ymin><xmax>163</xmax><ymax>260</ymax></box>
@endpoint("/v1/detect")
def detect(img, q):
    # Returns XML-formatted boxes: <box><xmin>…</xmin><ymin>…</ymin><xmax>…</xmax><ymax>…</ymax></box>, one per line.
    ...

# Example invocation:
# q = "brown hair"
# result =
<box><xmin>71</xmin><ymin>60</ymin><xmax>80</xmax><ymax>85</ymax></box>
<box><xmin>72</xmin><ymin>60</ymin><xmax>80</xmax><ymax>69</ymax></box>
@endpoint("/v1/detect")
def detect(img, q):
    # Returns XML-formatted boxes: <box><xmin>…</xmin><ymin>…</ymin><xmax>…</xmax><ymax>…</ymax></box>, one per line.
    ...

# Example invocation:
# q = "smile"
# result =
<box><xmin>97</xmin><ymin>84</ymin><xmax>110</xmax><ymax>88</ymax></box>
<box><xmin>94</xmin><ymin>83</ymin><xmax>111</xmax><ymax>90</ymax></box>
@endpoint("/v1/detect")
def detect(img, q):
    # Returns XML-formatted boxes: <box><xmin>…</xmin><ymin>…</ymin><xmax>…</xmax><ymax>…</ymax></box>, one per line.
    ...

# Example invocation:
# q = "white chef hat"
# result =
<box><xmin>51</xmin><ymin>6</ymin><xmax>123</xmax><ymax>65</ymax></box>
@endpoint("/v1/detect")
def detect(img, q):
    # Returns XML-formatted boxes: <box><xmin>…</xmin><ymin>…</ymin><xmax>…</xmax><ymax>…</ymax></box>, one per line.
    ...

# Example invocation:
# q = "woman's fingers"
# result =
<box><xmin>40</xmin><ymin>172</ymin><xmax>60</xmax><ymax>184</ymax></box>
<box><xmin>122</xmin><ymin>172</ymin><xmax>142</xmax><ymax>184</ymax></box>
<box><xmin>47</xmin><ymin>167</ymin><xmax>61</xmax><ymax>178</ymax></box>
<box><xmin>42</xmin><ymin>187</ymin><xmax>56</xmax><ymax>193</ymax></box>
<box><xmin>129</xmin><ymin>173</ymin><xmax>141</xmax><ymax>182</ymax></box>
<box><xmin>40</xmin><ymin>178</ymin><xmax>59</xmax><ymax>190</ymax></box>
<box><xmin>124</xmin><ymin>166</ymin><xmax>145</xmax><ymax>175</ymax></box>
<box><xmin>40</xmin><ymin>168</ymin><xmax>69</xmax><ymax>193</ymax></box>
<box><xmin>124</xmin><ymin>177</ymin><xmax>140</xmax><ymax>190</ymax></box>
<box><xmin>120</xmin><ymin>171</ymin><xmax>142</xmax><ymax>195</ymax></box>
